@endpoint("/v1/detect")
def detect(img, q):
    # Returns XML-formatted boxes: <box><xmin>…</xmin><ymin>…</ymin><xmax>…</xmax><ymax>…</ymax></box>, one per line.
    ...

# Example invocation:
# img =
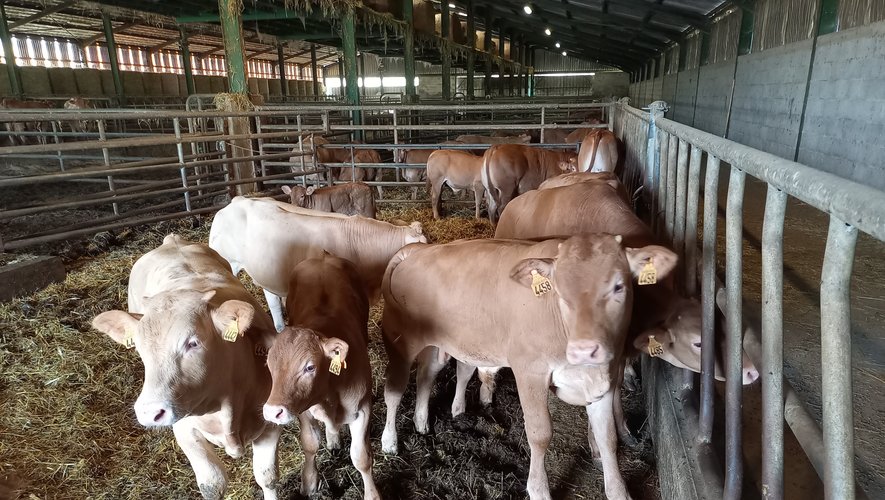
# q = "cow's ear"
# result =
<box><xmin>281</xmin><ymin>185</ymin><xmax>292</xmax><ymax>194</ymax></box>
<box><xmin>633</xmin><ymin>326</ymin><xmax>674</xmax><ymax>352</ymax></box>
<box><xmin>305</xmin><ymin>186</ymin><xmax>317</xmax><ymax>196</ymax></box>
<box><xmin>509</xmin><ymin>258</ymin><xmax>555</xmax><ymax>288</ymax></box>
<box><xmin>322</xmin><ymin>337</ymin><xmax>350</xmax><ymax>363</ymax></box>
<box><xmin>409</xmin><ymin>221</ymin><xmax>423</xmax><ymax>234</ymax></box>
<box><xmin>92</xmin><ymin>310</ymin><xmax>141</xmax><ymax>346</ymax></box>
<box><xmin>211</xmin><ymin>300</ymin><xmax>255</xmax><ymax>340</ymax></box>
<box><xmin>626</xmin><ymin>245</ymin><xmax>678</xmax><ymax>281</ymax></box>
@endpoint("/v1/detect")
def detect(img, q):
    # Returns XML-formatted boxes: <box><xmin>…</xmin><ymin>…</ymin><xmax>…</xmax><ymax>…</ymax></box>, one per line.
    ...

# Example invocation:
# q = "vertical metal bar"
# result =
<box><xmin>724</xmin><ymin>166</ymin><xmax>746</xmax><ymax>500</ymax></box>
<box><xmin>97</xmin><ymin>119</ymin><xmax>119</xmax><ymax>216</ymax></box>
<box><xmin>673</xmin><ymin>139</ymin><xmax>690</xmax><ymax>268</ymax></box>
<box><xmin>101</xmin><ymin>10</ymin><xmax>125</xmax><ymax>105</ymax></box>
<box><xmin>0</xmin><ymin>4</ymin><xmax>23</xmax><ymax>97</ymax></box>
<box><xmin>656</xmin><ymin>132</ymin><xmax>670</xmax><ymax>236</ymax></box>
<box><xmin>296</xmin><ymin>114</ymin><xmax>305</xmax><ymax>185</ymax></box>
<box><xmin>761</xmin><ymin>185</ymin><xmax>787</xmax><ymax>500</ymax></box>
<box><xmin>173</xmin><ymin>118</ymin><xmax>192</xmax><ymax>212</ymax></box>
<box><xmin>51</xmin><ymin>120</ymin><xmax>65</xmax><ymax>172</ymax></box>
<box><xmin>254</xmin><ymin>115</ymin><xmax>266</xmax><ymax>179</ymax></box>
<box><xmin>698</xmin><ymin>154</ymin><xmax>721</xmax><ymax>443</ymax></box>
<box><xmin>440</xmin><ymin>0</ymin><xmax>452</xmax><ymax>101</ymax></box>
<box><xmin>466</xmin><ymin>1</ymin><xmax>476</xmax><ymax>100</ymax></box>
<box><xmin>684</xmin><ymin>145</ymin><xmax>702</xmax><ymax>296</ymax></box>
<box><xmin>483</xmin><ymin>13</ymin><xmax>493</xmax><ymax>97</ymax></box>
<box><xmin>393</xmin><ymin>109</ymin><xmax>401</xmax><ymax>183</ymax></box>
<box><xmin>403</xmin><ymin>0</ymin><xmax>417</xmax><ymax>101</ymax></box>
<box><xmin>820</xmin><ymin>217</ymin><xmax>858</xmax><ymax>500</ymax></box>
<box><xmin>666</xmin><ymin>138</ymin><xmax>681</xmax><ymax>240</ymax></box>
<box><xmin>498</xmin><ymin>26</ymin><xmax>505</xmax><ymax>97</ymax></box>
<box><xmin>539</xmin><ymin>106</ymin><xmax>545</xmax><ymax>143</ymax></box>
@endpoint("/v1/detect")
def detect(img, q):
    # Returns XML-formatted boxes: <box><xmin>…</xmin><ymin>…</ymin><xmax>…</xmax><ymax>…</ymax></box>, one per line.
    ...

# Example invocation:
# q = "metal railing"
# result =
<box><xmin>613</xmin><ymin>99</ymin><xmax>883</xmax><ymax>500</ymax></box>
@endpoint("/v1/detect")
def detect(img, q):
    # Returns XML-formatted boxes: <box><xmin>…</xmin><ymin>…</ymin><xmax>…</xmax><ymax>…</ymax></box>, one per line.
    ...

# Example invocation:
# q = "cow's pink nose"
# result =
<box><xmin>263</xmin><ymin>404</ymin><xmax>293</xmax><ymax>425</ymax></box>
<box><xmin>743</xmin><ymin>366</ymin><xmax>760</xmax><ymax>385</ymax></box>
<box><xmin>134</xmin><ymin>401</ymin><xmax>175</xmax><ymax>427</ymax></box>
<box><xmin>566</xmin><ymin>340</ymin><xmax>612</xmax><ymax>366</ymax></box>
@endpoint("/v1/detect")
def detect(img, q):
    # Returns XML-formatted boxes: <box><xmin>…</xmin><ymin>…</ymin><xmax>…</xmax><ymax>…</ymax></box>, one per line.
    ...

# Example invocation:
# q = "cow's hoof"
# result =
<box><xmin>380</xmin><ymin>430</ymin><xmax>398</xmax><ymax>454</ymax></box>
<box><xmin>621</xmin><ymin>432</ymin><xmax>639</xmax><ymax>448</ymax></box>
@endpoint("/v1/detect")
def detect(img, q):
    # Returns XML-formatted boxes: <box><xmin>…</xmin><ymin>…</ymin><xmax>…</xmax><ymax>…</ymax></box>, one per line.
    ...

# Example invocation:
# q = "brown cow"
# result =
<box><xmin>281</xmin><ymin>182</ymin><xmax>376</xmax><ymax>218</ymax></box>
<box><xmin>480</xmin><ymin>144</ymin><xmax>578</xmax><ymax>224</ymax></box>
<box><xmin>63</xmin><ymin>97</ymin><xmax>95</xmax><ymax>133</ymax></box>
<box><xmin>426</xmin><ymin>149</ymin><xmax>485</xmax><ymax>219</ymax></box>
<box><xmin>0</xmin><ymin>98</ymin><xmax>53</xmax><ymax>146</ymax></box>
<box><xmin>380</xmin><ymin>235</ymin><xmax>677</xmax><ymax>500</ymax></box>
<box><xmin>455</xmin><ymin>133</ymin><xmax>532</xmax><ymax>145</ymax></box>
<box><xmin>310</xmin><ymin>135</ymin><xmax>378</xmax><ymax>184</ymax></box>
<box><xmin>90</xmin><ymin>234</ymin><xmax>280</xmax><ymax>499</ymax></box>
<box><xmin>577</xmin><ymin>129</ymin><xmax>620</xmax><ymax>173</ymax></box>
<box><xmin>209</xmin><ymin>196</ymin><xmax>427</xmax><ymax>331</ymax></box>
<box><xmin>537</xmin><ymin>171</ymin><xmax>630</xmax><ymax>204</ymax></box>
<box><xmin>395</xmin><ymin>141</ymin><xmax>465</xmax><ymax>200</ymax></box>
<box><xmin>263</xmin><ymin>255</ymin><xmax>380</xmax><ymax>499</ymax></box>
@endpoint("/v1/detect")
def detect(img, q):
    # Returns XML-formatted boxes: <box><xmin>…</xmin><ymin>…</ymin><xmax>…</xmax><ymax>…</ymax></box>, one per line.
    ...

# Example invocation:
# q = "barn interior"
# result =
<box><xmin>0</xmin><ymin>1</ymin><xmax>883</xmax><ymax>499</ymax></box>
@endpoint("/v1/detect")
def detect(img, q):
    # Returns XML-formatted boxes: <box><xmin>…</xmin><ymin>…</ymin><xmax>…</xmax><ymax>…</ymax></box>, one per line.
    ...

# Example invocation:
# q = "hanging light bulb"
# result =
<box><xmin>554</xmin><ymin>42</ymin><xmax>560</xmax><ymax>48</ymax></box>
<box><xmin>448</xmin><ymin>3</ymin><xmax>456</xmax><ymax>8</ymax></box>
<box><xmin>561</xmin><ymin>51</ymin><xmax>567</xmax><ymax>56</ymax></box>
<box><xmin>523</xmin><ymin>5</ymin><xmax>533</xmax><ymax>14</ymax></box>
<box><xmin>544</xmin><ymin>27</ymin><xmax>551</xmax><ymax>36</ymax></box>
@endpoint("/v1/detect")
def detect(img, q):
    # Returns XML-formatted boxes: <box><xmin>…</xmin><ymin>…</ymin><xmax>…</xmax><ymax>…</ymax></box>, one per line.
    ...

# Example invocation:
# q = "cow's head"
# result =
<box><xmin>634</xmin><ymin>298</ymin><xmax>759</xmax><ymax>384</ymax></box>
<box><xmin>263</xmin><ymin>327</ymin><xmax>349</xmax><ymax>424</ymax></box>
<box><xmin>558</xmin><ymin>156</ymin><xmax>579</xmax><ymax>173</ymax></box>
<box><xmin>397</xmin><ymin>221</ymin><xmax>427</xmax><ymax>244</ymax></box>
<box><xmin>91</xmin><ymin>290</ymin><xmax>255</xmax><ymax>426</ymax></box>
<box><xmin>510</xmin><ymin>235</ymin><xmax>677</xmax><ymax>366</ymax></box>
<box><xmin>281</xmin><ymin>185</ymin><xmax>308</xmax><ymax>207</ymax></box>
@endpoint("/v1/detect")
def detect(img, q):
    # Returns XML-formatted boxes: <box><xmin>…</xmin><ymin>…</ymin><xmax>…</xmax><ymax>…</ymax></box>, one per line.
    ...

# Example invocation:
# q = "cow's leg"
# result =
<box><xmin>478</xmin><ymin>367</ymin><xmax>500</xmax><ymax>406</ymax></box>
<box><xmin>381</xmin><ymin>339</ymin><xmax>417</xmax><ymax>454</ymax></box>
<box><xmin>472</xmin><ymin>182</ymin><xmax>484</xmax><ymax>220</ymax></box>
<box><xmin>414</xmin><ymin>346</ymin><xmax>446</xmax><ymax>434</ymax></box>
<box><xmin>297</xmin><ymin>411</ymin><xmax>322</xmax><ymax>495</ymax></box>
<box><xmin>349</xmin><ymin>400</ymin><xmax>381</xmax><ymax>500</ymax></box>
<box><xmin>613</xmin><ymin>367</ymin><xmax>638</xmax><ymax>447</ymax></box>
<box><xmin>411</xmin><ymin>186</ymin><xmax>419</xmax><ymax>201</ymax></box>
<box><xmin>486</xmin><ymin>189</ymin><xmax>499</xmax><ymax>225</ymax></box>
<box><xmin>262</xmin><ymin>289</ymin><xmax>286</xmax><ymax>332</ymax></box>
<box><xmin>252</xmin><ymin>424</ymin><xmax>282</xmax><ymax>500</ymax></box>
<box><xmin>452</xmin><ymin>361</ymin><xmax>476</xmax><ymax>417</ymax></box>
<box><xmin>513</xmin><ymin>370</ymin><xmax>553</xmax><ymax>500</ymax></box>
<box><xmin>584</xmin><ymin>406</ymin><xmax>601</xmax><ymax>461</ymax></box>
<box><xmin>588</xmin><ymin>392</ymin><xmax>632</xmax><ymax>500</ymax></box>
<box><xmin>430</xmin><ymin>179</ymin><xmax>443</xmax><ymax>219</ymax></box>
<box><xmin>173</xmin><ymin>419</ymin><xmax>228</xmax><ymax>500</ymax></box>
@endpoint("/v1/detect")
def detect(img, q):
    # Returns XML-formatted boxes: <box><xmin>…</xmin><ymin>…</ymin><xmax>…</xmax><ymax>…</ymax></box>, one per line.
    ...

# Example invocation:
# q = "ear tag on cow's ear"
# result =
<box><xmin>647</xmin><ymin>335</ymin><xmax>664</xmax><ymax>357</ymax></box>
<box><xmin>329</xmin><ymin>350</ymin><xmax>346</xmax><ymax>376</ymax></box>
<box><xmin>222</xmin><ymin>320</ymin><xmax>239</xmax><ymax>342</ymax></box>
<box><xmin>124</xmin><ymin>329</ymin><xmax>135</xmax><ymax>350</ymax></box>
<box><xmin>638</xmin><ymin>259</ymin><xmax>657</xmax><ymax>286</ymax></box>
<box><xmin>531</xmin><ymin>270</ymin><xmax>553</xmax><ymax>297</ymax></box>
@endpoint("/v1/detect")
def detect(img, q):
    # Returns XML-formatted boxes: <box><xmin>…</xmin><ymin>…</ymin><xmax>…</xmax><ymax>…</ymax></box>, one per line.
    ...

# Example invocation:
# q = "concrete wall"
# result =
<box><xmin>661</xmin><ymin>74</ymin><xmax>678</xmax><ymax>112</ymax></box>
<box><xmin>672</xmin><ymin>67</ymin><xmax>699</xmax><ymax>124</ymax></box>
<box><xmin>693</xmin><ymin>61</ymin><xmax>734</xmax><ymax>137</ymax></box>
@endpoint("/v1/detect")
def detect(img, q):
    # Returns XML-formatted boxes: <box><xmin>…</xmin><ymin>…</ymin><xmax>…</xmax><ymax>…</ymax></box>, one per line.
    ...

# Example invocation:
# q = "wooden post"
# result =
<box><xmin>440</xmin><ymin>0</ymin><xmax>452</xmax><ymax>100</ymax></box>
<box><xmin>310</xmin><ymin>43</ymin><xmax>319</xmax><ymax>96</ymax></box>
<box><xmin>465</xmin><ymin>1</ymin><xmax>476</xmax><ymax>100</ymax></box>
<box><xmin>179</xmin><ymin>27</ymin><xmax>196</xmax><ymax>96</ymax></box>
<box><xmin>403</xmin><ymin>0</ymin><xmax>417</xmax><ymax>101</ymax></box>
<box><xmin>218</xmin><ymin>0</ymin><xmax>247</xmax><ymax>93</ymax></box>
<box><xmin>358</xmin><ymin>50</ymin><xmax>366</xmax><ymax>98</ymax></box>
<box><xmin>277</xmin><ymin>44</ymin><xmax>287</xmax><ymax>96</ymax></box>
<box><xmin>0</xmin><ymin>4</ymin><xmax>22</xmax><ymax>97</ymax></box>
<box><xmin>341</xmin><ymin>9</ymin><xmax>362</xmax><ymax>139</ymax></box>
<box><xmin>497</xmin><ymin>25</ymin><xmax>505</xmax><ymax>97</ymax></box>
<box><xmin>483</xmin><ymin>12</ymin><xmax>493</xmax><ymax>98</ymax></box>
<box><xmin>101</xmin><ymin>11</ymin><xmax>125</xmax><ymax>105</ymax></box>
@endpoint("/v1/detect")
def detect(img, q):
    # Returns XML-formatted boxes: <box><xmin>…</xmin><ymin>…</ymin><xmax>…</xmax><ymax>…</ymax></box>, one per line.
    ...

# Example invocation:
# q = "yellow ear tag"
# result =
<box><xmin>638</xmin><ymin>259</ymin><xmax>657</xmax><ymax>286</ymax></box>
<box><xmin>329</xmin><ymin>351</ymin><xmax>346</xmax><ymax>376</ymax></box>
<box><xmin>530</xmin><ymin>269</ymin><xmax>553</xmax><ymax>297</ymax></box>
<box><xmin>124</xmin><ymin>329</ymin><xmax>135</xmax><ymax>350</ymax></box>
<box><xmin>222</xmin><ymin>320</ymin><xmax>239</xmax><ymax>342</ymax></box>
<box><xmin>647</xmin><ymin>335</ymin><xmax>664</xmax><ymax>357</ymax></box>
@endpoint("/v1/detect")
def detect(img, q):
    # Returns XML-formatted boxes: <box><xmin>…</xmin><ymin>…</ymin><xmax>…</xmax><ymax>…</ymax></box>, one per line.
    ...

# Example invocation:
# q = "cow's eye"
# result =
<box><xmin>185</xmin><ymin>338</ymin><xmax>200</xmax><ymax>350</ymax></box>
<box><xmin>304</xmin><ymin>364</ymin><xmax>316</xmax><ymax>373</ymax></box>
<box><xmin>692</xmin><ymin>342</ymin><xmax>702</xmax><ymax>349</ymax></box>
<box><xmin>613</xmin><ymin>282</ymin><xmax>625</xmax><ymax>294</ymax></box>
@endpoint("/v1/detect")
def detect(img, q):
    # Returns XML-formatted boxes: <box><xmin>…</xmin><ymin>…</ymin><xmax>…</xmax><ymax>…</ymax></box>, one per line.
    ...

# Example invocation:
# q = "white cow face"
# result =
<box><xmin>92</xmin><ymin>290</ymin><xmax>254</xmax><ymax>426</ymax></box>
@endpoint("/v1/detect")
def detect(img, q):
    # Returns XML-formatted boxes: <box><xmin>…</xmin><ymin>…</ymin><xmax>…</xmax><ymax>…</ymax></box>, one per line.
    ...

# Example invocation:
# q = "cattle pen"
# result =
<box><xmin>1</xmin><ymin>1</ymin><xmax>884</xmax><ymax>500</ymax></box>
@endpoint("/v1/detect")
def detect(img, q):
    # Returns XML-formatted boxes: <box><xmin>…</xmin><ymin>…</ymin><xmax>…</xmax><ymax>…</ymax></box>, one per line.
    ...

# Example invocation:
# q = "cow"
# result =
<box><xmin>281</xmin><ymin>182</ymin><xmax>376</xmax><ymax>218</ymax></box>
<box><xmin>537</xmin><ymin>171</ymin><xmax>630</xmax><ymax>204</ymax></box>
<box><xmin>455</xmin><ymin>133</ymin><xmax>532</xmax><ymax>145</ymax></box>
<box><xmin>577</xmin><ymin>129</ymin><xmax>620</xmax><ymax>173</ymax></box>
<box><xmin>208</xmin><ymin>196</ymin><xmax>427</xmax><ymax>331</ymax></box>
<box><xmin>481</xmin><ymin>144</ymin><xmax>578</xmax><ymax>224</ymax></box>
<box><xmin>63</xmin><ymin>97</ymin><xmax>95</xmax><ymax>134</ymax></box>
<box><xmin>541</xmin><ymin>121</ymin><xmax>602</xmax><ymax>144</ymax></box>
<box><xmin>263</xmin><ymin>255</ymin><xmax>380</xmax><ymax>500</ymax></box>
<box><xmin>394</xmin><ymin>141</ymin><xmax>465</xmax><ymax>200</ymax></box>
<box><xmin>380</xmin><ymin>235</ymin><xmax>678</xmax><ymax>500</ymax></box>
<box><xmin>310</xmin><ymin>135</ymin><xmax>378</xmax><ymax>186</ymax></box>
<box><xmin>90</xmin><ymin>234</ymin><xmax>280</xmax><ymax>500</ymax></box>
<box><xmin>0</xmin><ymin>98</ymin><xmax>53</xmax><ymax>146</ymax></box>
<box><xmin>426</xmin><ymin>149</ymin><xmax>485</xmax><ymax>219</ymax></box>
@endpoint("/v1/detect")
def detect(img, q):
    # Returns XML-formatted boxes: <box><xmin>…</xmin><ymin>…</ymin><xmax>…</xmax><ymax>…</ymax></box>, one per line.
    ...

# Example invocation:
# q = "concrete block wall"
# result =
<box><xmin>798</xmin><ymin>21</ymin><xmax>885</xmax><ymax>190</ymax></box>
<box><xmin>662</xmin><ymin>74</ymin><xmax>678</xmax><ymax>111</ymax></box>
<box><xmin>673</xmin><ymin>67</ymin><xmax>699</xmax><ymax>124</ymax></box>
<box><xmin>727</xmin><ymin>39</ymin><xmax>812</xmax><ymax>160</ymax></box>
<box><xmin>693</xmin><ymin>61</ymin><xmax>734</xmax><ymax>137</ymax></box>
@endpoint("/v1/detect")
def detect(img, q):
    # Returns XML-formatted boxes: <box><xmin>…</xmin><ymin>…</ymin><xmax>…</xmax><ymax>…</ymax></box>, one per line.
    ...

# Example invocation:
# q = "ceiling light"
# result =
<box><xmin>544</xmin><ymin>28</ymin><xmax>551</xmax><ymax>36</ymax></box>
<box><xmin>554</xmin><ymin>42</ymin><xmax>560</xmax><ymax>48</ymax></box>
<box><xmin>561</xmin><ymin>51</ymin><xmax>567</xmax><ymax>56</ymax></box>
<box><xmin>523</xmin><ymin>5</ymin><xmax>533</xmax><ymax>14</ymax></box>
<box><xmin>448</xmin><ymin>3</ymin><xmax>456</xmax><ymax>8</ymax></box>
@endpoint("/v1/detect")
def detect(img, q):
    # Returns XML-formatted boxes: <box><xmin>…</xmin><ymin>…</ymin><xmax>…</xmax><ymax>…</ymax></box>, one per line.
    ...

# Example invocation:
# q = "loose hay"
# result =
<box><xmin>0</xmin><ymin>205</ymin><xmax>658</xmax><ymax>499</ymax></box>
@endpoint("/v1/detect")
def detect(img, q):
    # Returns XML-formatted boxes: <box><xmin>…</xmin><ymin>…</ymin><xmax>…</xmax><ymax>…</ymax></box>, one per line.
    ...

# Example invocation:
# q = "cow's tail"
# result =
<box><xmin>382</xmin><ymin>244</ymin><xmax>421</xmax><ymax>308</ymax></box>
<box><xmin>580</xmin><ymin>131</ymin><xmax>601</xmax><ymax>172</ymax></box>
<box><xmin>480</xmin><ymin>147</ymin><xmax>500</xmax><ymax>218</ymax></box>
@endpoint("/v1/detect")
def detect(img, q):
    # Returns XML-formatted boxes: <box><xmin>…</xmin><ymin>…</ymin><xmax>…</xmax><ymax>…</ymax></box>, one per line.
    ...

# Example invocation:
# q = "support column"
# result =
<box><xmin>402</xmin><ymin>0</ymin><xmax>417</xmax><ymax>101</ymax></box>
<box><xmin>497</xmin><ymin>25</ymin><xmax>505</xmax><ymax>97</ymax></box>
<box><xmin>465</xmin><ymin>1</ymin><xmax>476</xmax><ymax>100</ymax></box>
<box><xmin>483</xmin><ymin>12</ymin><xmax>493</xmax><ymax>98</ymax></box>
<box><xmin>277</xmin><ymin>44</ymin><xmax>287</xmax><ymax>96</ymax></box>
<box><xmin>337</xmin><ymin>55</ymin><xmax>344</xmax><ymax>97</ymax></box>
<box><xmin>358</xmin><ymin>50</ymin><xmax>366</xmax><ymax>98</ymax></box>
<box><xmin>310</xmin><ymin>43</ymin><xmax>319</xmax><ymax>96</ymax></box>
<box><xmin>0</xmin><ymin>4</ymin><xmax>22</xmax><ymax>97</ymax></box>
<box><xmin>440</xmin><ymin>1</ymin><xmax>452</xmax><ymax>100</ymax></box>
<box><xmin>180</xmin><ymin>27</ymin><xmax>195</xmax><ymax>96</ymax></box>
<box><xmin>101</xmin><ymin>11</ymin><xmax>125</xmax><ymax>105</ymax></box>
<box><xmin>218</xmin><ymin>0</ymin><xmax>248</xmax><ymax>94</ymax></box>
<box><xmin>528</xmin><ymin>47</ymin><xmax>535</xmax><ymax>97</ymax></box>
<box><xmin>341</xmin><ymin>9</ymin><xmax>361</xmax><ymax>139</ymax></box>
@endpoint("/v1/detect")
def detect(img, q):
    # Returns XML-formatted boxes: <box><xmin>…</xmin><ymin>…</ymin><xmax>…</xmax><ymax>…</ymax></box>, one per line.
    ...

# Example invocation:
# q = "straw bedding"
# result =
<box><xmin>0</xmin><ymin>193</ymin><xmax>658</xmax><ymax>499</ymax></box>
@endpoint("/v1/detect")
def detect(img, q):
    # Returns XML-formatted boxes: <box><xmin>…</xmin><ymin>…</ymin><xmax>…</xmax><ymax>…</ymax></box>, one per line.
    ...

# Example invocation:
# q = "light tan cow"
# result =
<box><xmin>480</xmin><ymin>144</ymin><xmax>578</xmax><ymax>224</ymax></box>
<box><xmin>63</xmin><ymin>97</ymin><xmax>95</xmax><ymax>133</ymax></box>
<box><xmin>310</xmin><ymin>135</ymin><xmax>378</xmax><ymax>184</ymax></box>
<box><xmin>380</xmin><ymin>235</ymin><xmax>677</xmax><ymax>500</ymax></box>
<box><xmin>426</xmin><ymin>149</ymin><xmax>485</xmax><ymax>219</ymax></box>
<box><xmin>0</xmin><ymin>98</ymin><xmax>53</xmax><ymax>146</ymax></box>
<box><xmin>537</xmin><ymin>171</ymin><xmax>630</xmax><ymax>204</ymax></box>
<box><xmin>395</xmin><ymin>141</ymin><xmax>465</xmax><ymax>200</ymax></box>
<box><xmin>282</xmin><ymin>182</ymin><xmax>376</xmax><ymax>218</ymax></box>
<box><xmin>454</xmin><ymin>133</ymin><xmax>532</xmax><ymax>145</ymax></box>
<box><xmin>577</xmin><ymin>129</ymin><xmax>620</xmax><ymax>173</ymax></box>
<box><xmin>90</xmin><ymin>234</ymin><xmax>280</xmax><ymax>500</ymax></box>
<box><xmin>208</xmin><ymin>196</ymin><xmax>426</xmax><ymax>330</ymax></box>
<box><xmin>263</xmin><ymin>255</ymin><xmax>380</xmax><ymax>500</ymax></box>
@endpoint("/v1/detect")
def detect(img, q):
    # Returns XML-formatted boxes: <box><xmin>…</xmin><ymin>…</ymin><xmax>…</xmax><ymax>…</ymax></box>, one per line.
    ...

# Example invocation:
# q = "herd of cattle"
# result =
<box><xmin>89</xmin><ymin>123</ymin><xmax>760</xmax><ymax>500</ymax></box>
<box><xmin>0</xmin><ymin>97</ymin><xmax>95</xmax><ymax>145</ymax></box>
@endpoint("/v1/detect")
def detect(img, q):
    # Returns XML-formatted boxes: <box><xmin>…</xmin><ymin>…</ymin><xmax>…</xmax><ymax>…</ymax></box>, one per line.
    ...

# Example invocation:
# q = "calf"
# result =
<box><xmin>282</xmin><ymin>182</ymin><xmax>376</xmax><ymax>218</ymax></box>
<box><xmin>426</xmin><ymin>149</ymin><xmax>485</xmax><ymax>219</ymax></box>
<box><xmin>209</xmin><ymin>196</ymin><xmax>426</xmax><ymax>330</ymax></box>
<box><xmin>481</xmin><ymin>144</ymin><xmax>577</xmax><ymax>224</ymax></box>
<box><xmin>90</xmin><ymin>234</ymin><xmax>280</xmax><ymax>499</ymax></box>
<box><xmin>395</xmin><ymin>140</ymin><xmax>464</xmax><ymax>200</ymax></box>
<box><xmin>263</xmin><ymin>255</ymin><xmax>380</xmax><ymax>499</ymax></box>
<box><xmin>381</xmin><ymin>235</ymin><xmax>677</xmax><ymax>500</ymax></box>
<box><xmin>577</xmin><ymin>129</ymin><xmax>620</xmax><ymax>173</ymax></box>
<box><xmin>63</xmin><ymin>97</ymin><xmax>95</xmax><ymax>133</ymax></box>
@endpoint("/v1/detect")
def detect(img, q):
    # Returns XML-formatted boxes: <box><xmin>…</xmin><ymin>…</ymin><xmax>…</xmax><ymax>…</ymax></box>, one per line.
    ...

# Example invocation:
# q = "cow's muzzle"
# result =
<box><xmin>134</xmin><ymin>399</ymin><xmax>176</xmax><ymax>427</ymax></box>
<box><xmin>566</xmin><ymin>340</ymin><xmax>614</xmax><ymax>366</ymax></box>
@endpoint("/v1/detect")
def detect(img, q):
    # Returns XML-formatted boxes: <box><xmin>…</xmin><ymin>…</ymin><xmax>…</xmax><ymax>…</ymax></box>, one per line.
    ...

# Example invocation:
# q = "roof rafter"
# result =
<box><xmin>8</xmin><ymin>0</ymin><xmax>77</xmax><ymax>29</ymax></box>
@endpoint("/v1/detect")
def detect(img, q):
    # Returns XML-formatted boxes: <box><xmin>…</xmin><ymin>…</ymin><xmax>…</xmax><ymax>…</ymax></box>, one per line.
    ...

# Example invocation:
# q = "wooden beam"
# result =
<box><xmin>148</xmin><ymin>37</ymin><xmax>180</xmax><ymax>54</ymax></box>
<box><xmin>9</xmin><ymin>0</ymin><xmax>77</xmax><ymax>30</ymax></box>
<box><xmin>247</xmin><ymin>46</ymin><xmax>277</xmax><ymax>59</ymax></box>
<box><xmin>0</xmin><ymin>4</ymin><xmax>22</xmax><ymax>97</ymax></box>
<box><xmin>81</xmin><ymin>21</ymin><xmax>137</xmax><ymax>47</ymax></box>
<box><xmin>101</xmin><ymin>11</ymin><xmax>124</xmax><ymax>105</ymax></box>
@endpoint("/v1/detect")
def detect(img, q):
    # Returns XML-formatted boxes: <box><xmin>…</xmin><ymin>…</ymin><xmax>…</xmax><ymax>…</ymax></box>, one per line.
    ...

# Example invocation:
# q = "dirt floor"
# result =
<box><xmin>0</xmin><ymin>194</ymin><xmax>660</xmax><ymax>499</ymax></box>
